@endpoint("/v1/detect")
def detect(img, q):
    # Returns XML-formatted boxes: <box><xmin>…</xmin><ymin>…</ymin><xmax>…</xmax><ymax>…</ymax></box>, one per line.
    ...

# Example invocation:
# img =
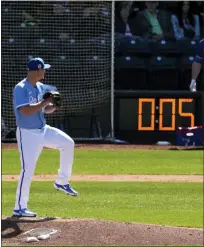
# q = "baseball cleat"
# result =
<box><xmin>12</xmin><ymin>208</ymin><xmax>37</xmax><ymax>217</ymax></box>
<box><xmin>54</xmin><ymin>183</ymin><xmax>78</xmax><ymax>196</ymax></box>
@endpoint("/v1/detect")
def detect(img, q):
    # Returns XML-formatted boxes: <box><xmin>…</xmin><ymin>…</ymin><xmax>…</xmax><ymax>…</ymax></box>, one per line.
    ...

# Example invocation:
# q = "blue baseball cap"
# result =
<box><xmin>27</xmin><ymin>57</ymin><xmax>51</xmax><ymax>71</ymax></box>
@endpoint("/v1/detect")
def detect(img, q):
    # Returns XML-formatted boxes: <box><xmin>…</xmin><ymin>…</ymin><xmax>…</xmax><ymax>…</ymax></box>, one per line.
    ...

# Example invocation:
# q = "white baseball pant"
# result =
<box><xmin>14</xmin><ymin>124</ymin><xmax>74</xmax><ymax>210</ymax></box>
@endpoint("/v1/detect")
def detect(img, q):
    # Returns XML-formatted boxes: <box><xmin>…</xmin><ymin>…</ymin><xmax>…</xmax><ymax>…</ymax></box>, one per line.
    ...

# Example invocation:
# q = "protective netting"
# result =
<box><xmin>1</xmin><ymin>1</ymin><xmax>112</xmax><ymax>139</ymax></box>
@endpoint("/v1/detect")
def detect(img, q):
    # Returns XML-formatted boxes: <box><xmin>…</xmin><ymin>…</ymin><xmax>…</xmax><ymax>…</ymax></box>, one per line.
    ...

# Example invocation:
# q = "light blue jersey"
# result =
<box><xmin>13</xmin><ymin>78</ymin><xmax>46</xmax><ymax>129</ymax></box>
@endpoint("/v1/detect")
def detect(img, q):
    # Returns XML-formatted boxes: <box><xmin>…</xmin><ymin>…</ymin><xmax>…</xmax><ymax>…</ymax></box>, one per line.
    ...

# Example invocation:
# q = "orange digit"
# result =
<box><xmin>159</xmin><ymin>99</ymin><xmax>176</xmax><ymax>131</ymax></box>
<box><xmin>138</xmin><ymin>98</ymin><xmax>155</xmax><ymax>131</ymax></box>
<box><xmin>178</xmin><ymin>99</ymin><xmax>195</xmax><ymax>127</ymax></box>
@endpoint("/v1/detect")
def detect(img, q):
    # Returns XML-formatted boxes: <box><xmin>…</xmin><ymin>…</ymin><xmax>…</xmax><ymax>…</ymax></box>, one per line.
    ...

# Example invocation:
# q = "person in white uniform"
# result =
<box><xmin>12</xmin><ymin>57</ymin><xmax>78</xmax><ymax>217</ymax></box>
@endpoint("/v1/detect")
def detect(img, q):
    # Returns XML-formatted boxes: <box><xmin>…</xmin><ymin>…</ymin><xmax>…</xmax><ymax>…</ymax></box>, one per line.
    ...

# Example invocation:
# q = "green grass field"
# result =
<box><xmin>2</xmin><ymin>181</ymin><xmax>203</xmax><ymax>228</ymax></box>
<box><xmin>2</xmin><ymin>148</ymin><xmax>203</xmax><ymax>228</ymax></box>
<box><xmin>2</xmin><ymin>149</ymin><xmax>203</xmax><ymax>175</ymax></box>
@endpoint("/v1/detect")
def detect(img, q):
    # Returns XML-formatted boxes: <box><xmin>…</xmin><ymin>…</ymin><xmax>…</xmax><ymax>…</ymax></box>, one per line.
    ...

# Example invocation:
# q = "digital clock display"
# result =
<box><xmin>115</xmin><ymin>90</ymin><xmax>203</xmax><ymax>144</ymax></box>
<box><xmin>137</xmin><ymin>98</ymin><xmax>195</xmax><ymax>131</ymax></box>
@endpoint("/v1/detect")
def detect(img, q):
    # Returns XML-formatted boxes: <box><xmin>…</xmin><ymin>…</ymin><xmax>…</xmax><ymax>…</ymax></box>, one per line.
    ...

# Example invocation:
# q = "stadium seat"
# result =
<box><xmin>33</xmin><ymin>38</ymin><xmax>58</xmax><ymax>58</ymax></box>
<box><xmin>82</xmin><ymin>55</ymin><xmax>109</xmax><ymax>84</ymax></box>
<box><xmin>2</xmin><ymin>38</ymin><xmax>30</xmax><ymax>71</ymax></box>
<box><xmin>81</xmin><ymin>36</ymin><xmax>110</xmax><ymax>57</ymax></box>
<box><xmin>57</xmin><ymin>39</ymin><xmax>79</xmax><ymax>57</ymax></box>
<box><xmin>48</xmin><ymin>56</ymin><xmax>80</xmax><ymax>86</ymax></box>
<box><xmin>149</xmin><ymin>40</ymin><xmax>180</xmax><ymax>56</ymax></box>
<box><xmin>9</xmin><ymin>24</ymin><xmax>41</xmax><ymax>42</ymax></box>
<box><xmin>115</xmin><ymin>56</ymin><xmax>147</xmax><ymax>90</ymax></box>
<box><xmin>177</xmin><ymin>39</ymin><xmax>198</xmax><ymax>56</ymax></box>
<box><xmin>1</xmin><ymin>5</ymin><xmax>22</xmax><ymax>28</ymax></box>
<box><xmin>116</xmin><ymin>36</ymin><xmax>150</xmax><ymax>55</ymax></box>
<box><xmin>147</xmin><ymin>56</ymin><xmax>179</xmax><ymax>90</ymax></box>
<box><xmin>1</xmin><ymin>37</ymin><xmax>28</xmax><ymax>51</ymax></box>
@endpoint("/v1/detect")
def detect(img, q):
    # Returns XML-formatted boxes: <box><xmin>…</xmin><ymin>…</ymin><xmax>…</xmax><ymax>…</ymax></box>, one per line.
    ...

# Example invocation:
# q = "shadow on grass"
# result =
<box><xmin>1</xmin><ymin>216</ymin><xmax>56</xmax><ymax>238</ymax></box>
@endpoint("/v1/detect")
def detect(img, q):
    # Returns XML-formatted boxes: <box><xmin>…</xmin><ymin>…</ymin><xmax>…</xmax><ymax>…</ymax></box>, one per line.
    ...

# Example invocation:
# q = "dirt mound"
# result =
<box><xmin>2</xmin><ymin>217</ymin><xmax>203</xmax><ymax>246</ymax></box>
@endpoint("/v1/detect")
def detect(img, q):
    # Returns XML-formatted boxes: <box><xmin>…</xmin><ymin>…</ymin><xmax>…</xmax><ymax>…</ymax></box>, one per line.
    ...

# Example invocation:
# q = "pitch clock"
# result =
<box><xmin>114</xmin><ymin>90</ymin><xmax>203</xmax><ymax>144</ymax></box>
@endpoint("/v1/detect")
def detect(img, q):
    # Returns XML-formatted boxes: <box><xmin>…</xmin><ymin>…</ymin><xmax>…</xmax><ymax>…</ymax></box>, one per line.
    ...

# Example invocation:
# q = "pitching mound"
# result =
<box><xmin>1</xmin><ymin>217</ymin><xmax>203</xmax><ymax>246</ymax></box>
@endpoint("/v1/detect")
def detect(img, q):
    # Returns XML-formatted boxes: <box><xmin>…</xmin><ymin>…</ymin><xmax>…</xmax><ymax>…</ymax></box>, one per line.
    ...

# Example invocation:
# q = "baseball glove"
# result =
<box><xmin>43</xmin><ymin>91</ymin><xmax>62</xmax><ymax>107</ymax></box>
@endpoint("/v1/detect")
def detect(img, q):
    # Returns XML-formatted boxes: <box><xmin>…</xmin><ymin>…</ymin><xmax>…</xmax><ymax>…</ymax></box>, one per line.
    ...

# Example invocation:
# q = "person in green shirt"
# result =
<box><xmin>130</xmin><ymin>1</ymin><xmax>174</xmax><ymax>41</ymax></box>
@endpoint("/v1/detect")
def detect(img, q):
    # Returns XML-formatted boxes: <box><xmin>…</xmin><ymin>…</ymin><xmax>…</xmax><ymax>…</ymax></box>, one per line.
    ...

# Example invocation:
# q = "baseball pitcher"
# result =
<box><xmin>12</xmin><ymin>57</ymin><xmax>78</xmax><ymax>218</ymax></box>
